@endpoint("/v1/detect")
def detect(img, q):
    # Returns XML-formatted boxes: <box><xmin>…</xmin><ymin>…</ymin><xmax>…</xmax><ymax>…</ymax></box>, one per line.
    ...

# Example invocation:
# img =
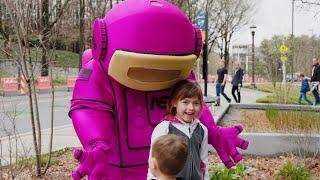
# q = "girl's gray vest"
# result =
<box><xmin>168</xmin><ymin>123</ymin><xmax>204</xmax><ymax>180</ymax></box>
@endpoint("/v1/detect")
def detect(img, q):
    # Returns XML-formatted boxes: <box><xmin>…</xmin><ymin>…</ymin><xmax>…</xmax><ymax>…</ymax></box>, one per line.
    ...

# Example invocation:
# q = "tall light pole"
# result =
<box><xmin>250</xmin><ymin>25</ymin><xmax>257</xmax><ymax>89</ymax></box>
<box><xmin>291</xmin><ymin>0</ymin><xmax>294</xmax><ymax>82</ymax></box>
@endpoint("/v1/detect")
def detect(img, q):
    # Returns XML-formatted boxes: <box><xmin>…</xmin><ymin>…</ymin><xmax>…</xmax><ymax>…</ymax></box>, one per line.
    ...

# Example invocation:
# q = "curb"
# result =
<box><xmin>230</xmin><ymin>103</ymin><xmax>320</xmax><ymax>112</ymax></box>
<box><xmin>215</xmin><ymin>103</ymin><xmax>231</xmax><ymax>124</ymax></box>
<box><xmin>211</xmin><ymin>104</ymin><xmax>320</xmax><ymax>156</ymax></box>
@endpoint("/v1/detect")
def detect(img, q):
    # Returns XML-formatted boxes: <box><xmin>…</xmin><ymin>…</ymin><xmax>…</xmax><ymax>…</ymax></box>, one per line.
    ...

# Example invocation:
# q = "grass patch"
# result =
<box><xmin>244</xmin><ymin>83</ymin><xmax>316</xmax><ymax>104</ymax></box>
<box><xmin>18</xmin><ymin>153</ymin><xmax>59</xmax><ymax>168</ymax></box>
<box><xmin>276</xmin><ymin>161</ymin><xmax>311</xmax><ymax>180</ymax></box>
<box><xmin>265</xmin><ymin>108</ymin><xmax>320</xmax><ymax>133</ymax></box>
<box><xmin>0</xmin><ymin>69</ymin><xmax>11</xmax><ymax>78</ymax></box>
<box><xmin>0</xmin><ymin>40</ymin><xmax>79</xmax><ymax>68</ymax></box>
<box><xmin>52</xmin><ymin>50</ymin><xmax>79</xmax><ymax>68</ymax></box>
<box><xmin>16</xmin><ymin>148</ymin><xmax>74</xmax><ymax>168</ymax></box>
<box><xmin>221</xmin><ymin>109</ymin><xmax>320</xmax><ymax>134</ymax></box>
<box><xmin>243</xmin><ymin>83</ymin><xmax>273</xmax><ymax>93</ymax></box>
<box><xmin>52</xmin><ymin>75</ymin><xmax>67</xmax><ymax>86</ymax></box>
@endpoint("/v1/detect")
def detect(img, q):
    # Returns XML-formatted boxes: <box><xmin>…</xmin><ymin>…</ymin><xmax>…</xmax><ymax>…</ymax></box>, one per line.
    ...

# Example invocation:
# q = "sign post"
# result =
<box><xmin>196</xmin><ymin>12</ymin><xmax>208</xmax><ymax>96</ymax></box>
<box><xmin>279</xmin><ymin>44</ymin><xmax>289</xmax><ymax>83</ymax></box>
<box><xmin>279</xmin><ymin>44</ymin><xmax>289</xmax><ymax>103</ymax></box>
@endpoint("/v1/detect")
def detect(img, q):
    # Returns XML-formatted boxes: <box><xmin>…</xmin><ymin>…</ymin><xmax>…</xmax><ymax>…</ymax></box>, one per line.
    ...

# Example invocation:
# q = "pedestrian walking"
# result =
<box><xmin>310</xmin><ymin>58</ymin><xmax>320</xmax><ymax>105</ymax></box>
<box><xmin>215</xmin><ymin>60</ymin><xmax>231</xmax><ymax>106</ymax></box>
<box><xmin>297</xmin><ymin>73</ymin><xmax>313</xmax><ymax>105</ymax></box>
<box><xmin>231</xmin><ymin>61</ymin><xmax>244</xmax><ymax>103</ymax></box>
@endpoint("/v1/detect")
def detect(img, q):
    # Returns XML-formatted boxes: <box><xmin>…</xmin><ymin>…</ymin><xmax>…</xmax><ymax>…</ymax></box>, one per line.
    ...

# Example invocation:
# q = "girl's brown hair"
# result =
<box><xmin>167</xmin><ymin>80</ymin><xmax>203</xmax><ymax>115</ymax></box>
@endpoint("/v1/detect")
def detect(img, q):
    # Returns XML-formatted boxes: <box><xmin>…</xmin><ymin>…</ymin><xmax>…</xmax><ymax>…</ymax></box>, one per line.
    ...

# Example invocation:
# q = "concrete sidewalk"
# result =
<box><xmin>0</xmin><ymin>84</ymin><xmax>269</xmax><ymax>165</ymax></box>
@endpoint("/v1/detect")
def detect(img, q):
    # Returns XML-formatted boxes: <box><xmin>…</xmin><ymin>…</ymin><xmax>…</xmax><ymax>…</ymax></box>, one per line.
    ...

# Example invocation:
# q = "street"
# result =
<box><xmin>0</xmin><ymin>91</ymin><xmax>72</xmax><ymax>137</ymax></box>
<box><xmin>0</xmin><ymin>83</ymin><xmax>269</xmax><ymax>137</ymax></box>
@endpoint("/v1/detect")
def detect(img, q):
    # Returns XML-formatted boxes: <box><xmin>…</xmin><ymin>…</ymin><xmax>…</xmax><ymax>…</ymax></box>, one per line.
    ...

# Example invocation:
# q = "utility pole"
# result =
<box><xmin>291</xmin><ymin>0</ymin><xmax>294</xmax><ymax>82</ymax></box>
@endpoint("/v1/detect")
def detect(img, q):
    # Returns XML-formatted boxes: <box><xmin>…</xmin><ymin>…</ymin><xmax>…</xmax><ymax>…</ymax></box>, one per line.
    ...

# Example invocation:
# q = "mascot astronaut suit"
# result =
<box><xmin>69</xmin><ymin>0</ymin><xmax>249</xmax><ymax>179</ymax></box>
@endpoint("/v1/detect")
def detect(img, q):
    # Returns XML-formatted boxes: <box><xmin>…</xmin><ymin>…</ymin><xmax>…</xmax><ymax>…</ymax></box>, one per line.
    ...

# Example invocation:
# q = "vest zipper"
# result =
<box><xmin>189</xmin><ymin>123</ymin><xmax>192</xmax><ymax>180</ymax></box>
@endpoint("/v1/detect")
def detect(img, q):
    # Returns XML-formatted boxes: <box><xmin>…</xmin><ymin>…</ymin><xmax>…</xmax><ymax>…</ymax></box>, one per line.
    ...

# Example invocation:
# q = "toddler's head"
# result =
<box><xmin>150</xmin><ymin>134</ymin><xmax>189</xmax><ymax>178</ymax></box>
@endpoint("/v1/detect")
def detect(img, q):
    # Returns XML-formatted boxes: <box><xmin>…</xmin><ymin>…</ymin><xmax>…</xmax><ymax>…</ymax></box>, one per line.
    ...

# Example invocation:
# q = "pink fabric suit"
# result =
<box><xmin>70</xmin><ymin>0</ymin><xmax>249</xmax><ymax>179</ymax></box>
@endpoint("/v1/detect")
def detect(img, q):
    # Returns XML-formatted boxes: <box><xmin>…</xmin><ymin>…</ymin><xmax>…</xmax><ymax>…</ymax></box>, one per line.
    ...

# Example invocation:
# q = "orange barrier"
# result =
<box><xmin>20</xmin><ymin>75</ymin><xmax>28</xmax><ymax>95</ymax></box>
<box><xmin>1</xmin><ymin>77</ymin><xmax>19</xmax><ymax>96</ymax></box>
<box><xmin>36</xmin><ymin>76</ymin><xmax>51</xmax><ymax>92</ymax></box>
<box><xmin>67</xmin><ymin>76</ymin><xmax>77</xmax><ymax>91</ymax></box>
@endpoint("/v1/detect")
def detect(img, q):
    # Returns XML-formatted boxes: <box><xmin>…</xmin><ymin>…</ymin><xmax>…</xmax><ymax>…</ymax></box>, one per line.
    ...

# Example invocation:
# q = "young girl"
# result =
<box><xmin>147</xmin><ymin>80</ymin><xmax>209</xmax><ymax>180</ymax></box>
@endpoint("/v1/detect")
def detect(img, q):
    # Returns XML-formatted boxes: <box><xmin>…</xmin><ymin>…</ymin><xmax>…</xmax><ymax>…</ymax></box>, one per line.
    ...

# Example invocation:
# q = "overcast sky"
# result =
<box><xmin>232</xmin><ymin>0</ymin><xmax>320</xmax><ymax>46</ymax></box>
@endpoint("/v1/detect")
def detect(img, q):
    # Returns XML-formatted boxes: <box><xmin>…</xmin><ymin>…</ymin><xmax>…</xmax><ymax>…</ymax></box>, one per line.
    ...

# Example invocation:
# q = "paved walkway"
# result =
<box><xmin>0</xmin><ymin>84</ymin><xmax>269</xmax><ymax>165</ymax></box>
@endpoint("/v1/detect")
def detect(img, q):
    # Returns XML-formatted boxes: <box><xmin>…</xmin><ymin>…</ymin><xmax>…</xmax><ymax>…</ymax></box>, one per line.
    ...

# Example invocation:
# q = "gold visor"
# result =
<box><xmin>108</xmin><ymin>50</ymin><xmax>197</xmax><ymax>91</ymax></box>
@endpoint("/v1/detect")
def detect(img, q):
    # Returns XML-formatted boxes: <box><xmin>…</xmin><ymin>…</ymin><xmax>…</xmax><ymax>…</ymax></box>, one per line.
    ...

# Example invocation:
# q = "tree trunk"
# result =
<box><xmin>110</xmin><ymin>0</ymin><xmax>113</xmax><ymax>9</ymax></box>
<box><xmin>43</xmin><ymin>52</ymin><xmax>55</xmax><ymax>175</ymax></box>
<box><xmin>223</xmin><ymin>35</ymin><xmax>229</xmax><ymax>68</ymax></box>
<box><xmin>27</xmin><ymin>79</ymin><xmax>41</xmax><ymax>176</ymax></box>
<box><xmin>41</xmin><ymin>0</ymin><xmax>50</xmax><ymax>76</ymax></box>
<box><xmin>79</xmin><ymin>0</ymin><xmax>85</xmax><ymax>70</ymax></box>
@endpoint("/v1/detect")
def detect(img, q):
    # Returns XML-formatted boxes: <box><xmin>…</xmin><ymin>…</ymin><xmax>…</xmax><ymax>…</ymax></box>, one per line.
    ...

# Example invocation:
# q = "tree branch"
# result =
<box><xmin>300</xmin><ymin>0</ymin><xmax>320</xmax><ymax>5</ymax></box>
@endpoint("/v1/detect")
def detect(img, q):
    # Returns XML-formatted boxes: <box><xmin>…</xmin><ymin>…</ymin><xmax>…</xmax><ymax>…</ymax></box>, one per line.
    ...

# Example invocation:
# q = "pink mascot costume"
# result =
<box><xmin>70</xmin><ymin>0</ymin><xmax>249</xmax><ymax>179</ymax></box>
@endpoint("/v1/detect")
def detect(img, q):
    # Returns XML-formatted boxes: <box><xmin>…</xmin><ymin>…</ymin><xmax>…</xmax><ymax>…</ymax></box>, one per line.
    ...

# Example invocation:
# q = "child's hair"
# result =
<box><xmin>151</xmin><ymin>134</ymin><xmax>189</xmax><ymax>175</ymax></box>
<box><xmin>167</xmin><ymin>80</ymin><xmax>203</xmax><ymax>115</ymax></box>
<box><xmin>298</xmin><ymin>72</ymin><xmax>304</xmax><ymax>77</ymax></box>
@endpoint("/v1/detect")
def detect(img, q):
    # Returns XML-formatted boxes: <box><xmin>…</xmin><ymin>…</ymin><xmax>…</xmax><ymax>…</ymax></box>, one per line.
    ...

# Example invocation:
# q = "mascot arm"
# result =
<box><xmin>188</xmin><ymin>71</ymin><xmax>249</xmax><ymax>168</ymax></box>
<box><xmin>70</xmin><ymin>60</ymin><xmax>115</xmax><ymax>179</ymax></box>
<box><xmin>70</xmin><ymin>108</ymin><xmax>114</xmax><ymax>179</ymax></box>
<box><xmin>199</xmin><ymin>104</ymin><xmax>249</xmax><ymax>168</ymax></box>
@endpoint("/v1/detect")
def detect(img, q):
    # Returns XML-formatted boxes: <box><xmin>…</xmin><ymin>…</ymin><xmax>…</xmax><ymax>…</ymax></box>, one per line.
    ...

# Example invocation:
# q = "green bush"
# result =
<box><xmin>209</xmin><ymin>163</ymin><xmax>246</xmax><ymax>180</ymax></box>
<box><xmin>50</xmin><ymin>36</ymin><xmax>67</xmax><ymax>50</ymax></box>
<box><xmin>26</xmin><ymin>35</ymin><xmax>41</xmax><ymax>47</ymax></box>
<box><xmin>276</xmin><ymin>161</ymin><xmax>311</xmax><ymax>180</ymax></box>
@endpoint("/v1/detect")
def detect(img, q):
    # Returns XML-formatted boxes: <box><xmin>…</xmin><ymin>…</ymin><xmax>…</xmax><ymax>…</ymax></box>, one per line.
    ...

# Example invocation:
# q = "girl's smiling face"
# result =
<box><xmin>175</xmin><ymin>97</ymin><xmax>201</xmax><ymax>123</ymax></box>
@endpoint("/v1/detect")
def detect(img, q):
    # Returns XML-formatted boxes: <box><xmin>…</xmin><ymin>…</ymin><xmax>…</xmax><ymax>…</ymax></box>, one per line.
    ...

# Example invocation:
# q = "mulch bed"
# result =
<box><xmin>1</xmin><ymin>148</ymin><xmax>319</xmax><ymax>179</ymax></box>
<box><xmin>209</xmin><ymin>153</ymin><xmax>320</xmax><ymax>179</ymax></box>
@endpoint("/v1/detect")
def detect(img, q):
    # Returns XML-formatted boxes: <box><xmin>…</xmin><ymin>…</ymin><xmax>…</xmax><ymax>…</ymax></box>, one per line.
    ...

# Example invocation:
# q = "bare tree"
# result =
<box><xmin>0</xmin><ymin>96</ymin><xmax>33</xmax><ymax>179</ymax></box>
<box><xmin>214</xmin><ymin>0</ymin><xmax>254</xmax><ymax>68</ymax></box>
<box><xmin>2</xmin><ymin>0</ymin><xmax>66</xmax><ymax>176</ymax></box>
<box><xmin>259</xmin><ymin>37</ymin><xmax>282</xmax><ymax>88</ymax></box>
<box><xmin>40</xmin><ymin>0</ymin><xmax>71</xmax><ymax>76</ymax></box>
<box><xmin>300</xmin><ymin>0</ymin><xmax>320</xmax><ymax>6</ymax></box>
<box><xmin>0</xmin><ymin>2</ymin><xmax>13</xmax><ymax>58</ymax></box>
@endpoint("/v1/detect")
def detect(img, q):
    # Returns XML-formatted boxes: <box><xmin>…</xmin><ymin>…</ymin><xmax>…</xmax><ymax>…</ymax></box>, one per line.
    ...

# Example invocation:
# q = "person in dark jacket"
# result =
<box><xmin>231</xmin><ymin>61</ymin><xmax>244</xmax><ymax>103</ymax></box>
<box><xmin>311</xmin><ymin>58</ymin><xmax>320</xmax><ymax>105</ymax></box>
<box><xmin>215</xmin><ymin>60</ymin><xmax>231</xmax><ymax>106</ymax></box>
<box><xmin>298</xmin><ymin>73</ymin><xmax>313</xmax><ymax>105</ymax></box>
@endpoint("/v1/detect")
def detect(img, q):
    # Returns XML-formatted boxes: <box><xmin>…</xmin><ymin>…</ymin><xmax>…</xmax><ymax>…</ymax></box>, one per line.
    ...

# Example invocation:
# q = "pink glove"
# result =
<box><xmin>210</xmin><ymin>125</ymin><xmax>249</xmax><ymax>168</ymax></box>
<box><xmin>72</xmin><ymin>141</ymin><xmax>110</xmax><ymax>180</ymax></box>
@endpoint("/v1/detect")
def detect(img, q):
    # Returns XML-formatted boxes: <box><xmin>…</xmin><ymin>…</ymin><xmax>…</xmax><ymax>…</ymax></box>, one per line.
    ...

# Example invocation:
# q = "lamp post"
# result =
<box><xmin>202</xmin><ymin>2</ymin><xmax>209</xmax><ymax>96</ymax></box>
<box><xmin>291</xmin><ymin>0</ymin><xmax>294</xmax><ymax>82</ymax></box>
<box><xmin>250</xmin><ymin>25</ymin><xmax>257</xmax><ymax>89</ymax></box>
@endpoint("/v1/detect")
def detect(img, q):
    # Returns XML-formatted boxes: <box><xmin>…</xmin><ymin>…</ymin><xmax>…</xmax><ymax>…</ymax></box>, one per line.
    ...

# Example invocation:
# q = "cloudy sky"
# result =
<box><xmin>232</xmin><ymin>0</ymin><xmax>320</xmax><ymax>46</ymax></box>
